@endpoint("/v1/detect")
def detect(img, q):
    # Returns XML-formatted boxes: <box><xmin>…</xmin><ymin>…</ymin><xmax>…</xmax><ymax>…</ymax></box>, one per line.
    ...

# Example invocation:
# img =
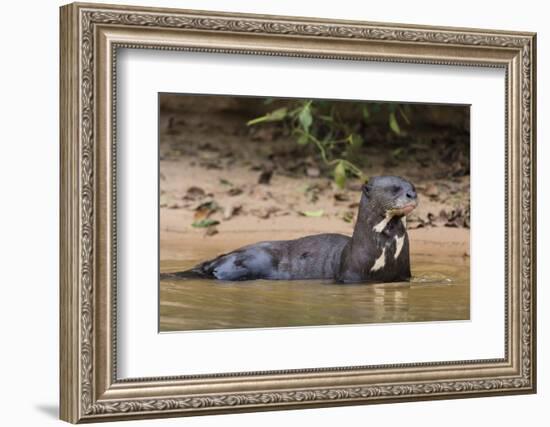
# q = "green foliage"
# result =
<box><xmin>389</xmin><ymin>111</ymin><xmax>401</xmax><ymax>135</ymax></box>
<box><xmin>191</xmin><ymin>219</ymin><xmax>220</xmax><ymax>228</ymax></box>
<box><xmin>362</xmin><ymin>106</ymin><xmax>370</xmax><ymax>121</ymax></box>
<box><xmin>300</xmin><ymin>209</ymin><xmax>324</xmax><ymax>217</ymax></box>
<box><xmin>246</xmin><ymin>107</ymin><xmax>288</xmax><ymax>125</ymax></box>
<box><xmin>298</xmin><ymin>101</ymin><xmax>313</xmax><ymax>132</ymax></box>
<box><xmin>247</xmin><ymin>100</ymin><xmax>411</xmax><ymax>188</ymax></box>
<box><xmin>334</xmin><ymin>161</ymin><xmax>347</xmax><ymax>189</ymax></box>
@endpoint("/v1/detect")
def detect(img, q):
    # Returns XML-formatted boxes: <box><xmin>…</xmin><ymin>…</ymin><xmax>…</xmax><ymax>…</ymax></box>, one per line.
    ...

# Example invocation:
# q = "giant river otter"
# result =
<box><xmin>166</xmin><ymin>175</ymin><xmax>418</xmax><ymax>284</ymax></box>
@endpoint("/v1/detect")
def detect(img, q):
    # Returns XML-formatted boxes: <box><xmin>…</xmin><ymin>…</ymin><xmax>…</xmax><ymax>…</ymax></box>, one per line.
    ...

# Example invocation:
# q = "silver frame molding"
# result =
<box><xmin>60</xmin><ymin>2</ymin><xmax>537</xmax><ymax>423</ymax></box>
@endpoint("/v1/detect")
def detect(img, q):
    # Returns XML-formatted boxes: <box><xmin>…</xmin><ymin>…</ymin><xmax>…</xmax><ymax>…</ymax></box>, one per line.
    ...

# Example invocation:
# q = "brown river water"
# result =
<box><xmin>159</xmin><ymin>254</ymin><xmax>469</xmax><ymax>332</ymax></box>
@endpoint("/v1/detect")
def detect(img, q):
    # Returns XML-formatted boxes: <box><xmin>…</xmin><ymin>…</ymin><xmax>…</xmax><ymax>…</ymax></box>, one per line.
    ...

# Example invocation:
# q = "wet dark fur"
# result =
<box><xmin>163</xmin><ymin>176</ymin><xmax>417</xmax><ymax>284</ymax></box>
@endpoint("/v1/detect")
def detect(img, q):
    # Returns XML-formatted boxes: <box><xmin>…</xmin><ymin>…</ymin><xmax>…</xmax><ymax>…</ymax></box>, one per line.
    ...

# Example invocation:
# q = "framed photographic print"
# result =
<box><xmin>60</xmin><ymin>2</ymin><xmax>537</xmax><ymax>423</ymax></box>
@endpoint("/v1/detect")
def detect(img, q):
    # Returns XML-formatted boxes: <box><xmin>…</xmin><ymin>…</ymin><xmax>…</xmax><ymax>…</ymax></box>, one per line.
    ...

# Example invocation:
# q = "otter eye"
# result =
<box><xmin>391</xmin><ymin>185</ymin><xmax>401</xmax><ymax>194</ymax></box>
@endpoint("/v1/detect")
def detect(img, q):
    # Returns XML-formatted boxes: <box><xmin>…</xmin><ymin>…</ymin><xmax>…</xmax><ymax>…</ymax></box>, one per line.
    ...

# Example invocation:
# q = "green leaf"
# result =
<box><xmin>398</xmin><ymin>107</ymin><xmax>411</xmax><ymax>125</ymax></box>
<box><xmin>334</xmin><ymin>161</ymin><xmax>347</xmax><ymax>189</ymax></box>
<box><xmin>298</xmin><ymin>104</ymin><xmax>313</xmax><ymax>132</ymax></box>
<box><xmin>192</xmin><ymin>219</ymin><xmax>220</xmax><ymax>228</ymax></box>
<box><xmin>362</xmin><ymin>106</ymin><xmax>370</xmax><ymax>121</ymax></box>
<box><xmin>300</xmin><ymin>209</ymin><xmax>324</xmax><ymax>217</ymax></box>
<box><xmin>342</xmin><ymin>211</ymin><xmax>355</xmax><ymax>223</ymax></box>
<box><xmin>348</xmin><ymin>133</ymin><xmax>363</xmax><ymax>147</ymax></box>
<box><xmin>297</xmin><ymin>134</ymin><xmax>310</xmax><ymax>145</ymax></box>
<box><xmin>316</xmin><ymin>100</ymin><xmax>329</xmax><ymax>108</ymax></box>
<box><xmin>246</xmin><ymin>107</ymin><xmax>288</xmax><ymax>126</ymax></box>
<box><xmin>391</xmin><ymin>147</ymin><xmax>404</xmax><ymax>158</ymax></box>
<box><xmin>389</xmin><ymin>112</ymin><xmax>401</xmax><ymax>135</ymax></box>
<box><xmin>318</xmin><ymin>114</ymin><xmax>334</xmax><ymax>122</ymax></box>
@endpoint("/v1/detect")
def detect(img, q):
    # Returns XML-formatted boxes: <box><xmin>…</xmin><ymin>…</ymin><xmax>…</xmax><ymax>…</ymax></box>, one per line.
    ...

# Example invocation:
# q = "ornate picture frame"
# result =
<box><xmin>60</xmin><ymin>2</ymin><xmax>536</xmax><ymax>423</ymax></box>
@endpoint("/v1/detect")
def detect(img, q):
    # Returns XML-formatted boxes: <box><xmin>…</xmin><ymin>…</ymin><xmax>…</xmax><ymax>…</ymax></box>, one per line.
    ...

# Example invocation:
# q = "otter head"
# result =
<box><xmin>363</xmin><ymin>176</ymin><xmax>418</xmax><ymax>222</ymax></box>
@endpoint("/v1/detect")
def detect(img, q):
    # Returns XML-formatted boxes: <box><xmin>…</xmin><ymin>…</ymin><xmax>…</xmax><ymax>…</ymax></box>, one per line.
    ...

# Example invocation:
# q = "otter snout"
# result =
<box><xmin>391</xmin><ymin>183</ymin><xmax>418</xmax><ymax>215</ymax></box>
<box><xmin>406</xmin><ymin>189</ymin><xmax>417</xmax><ymax>200</ymax></box>
<box><xmin>396</xmin><ymin>188</ymin><xmax>418</xmax><ymax>215</ymax></box>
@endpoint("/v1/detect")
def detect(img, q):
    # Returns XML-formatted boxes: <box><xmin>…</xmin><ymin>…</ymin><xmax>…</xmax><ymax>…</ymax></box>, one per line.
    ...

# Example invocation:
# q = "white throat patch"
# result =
<box><xmin>373</xmin><ymin>212</ymin><xmax>408</xmax><ymax>234</ymax></box>
<box><xmin>394</xmin><ymin>234</ymin><xmax>405</xmax><ymax>259</ymax></box>
<box><xmin>370</xmin><ymin>247</ymin><xmax>387</xmax><ymax>272</ymax></box>
<box><xmin>372</xmin><ymin>213</ymin><xmax>393</xmax><ymax>233</ymax></box>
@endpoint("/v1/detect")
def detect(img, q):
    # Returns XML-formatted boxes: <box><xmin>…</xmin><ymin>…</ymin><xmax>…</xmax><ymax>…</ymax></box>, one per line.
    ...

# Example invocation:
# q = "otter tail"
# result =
<box><xmin>159</xmin><ymin>257</ymin><xmax>222</xmax><ymax>280</ymax></box>
<box><xmin>160</xmin><ymin>249</ymin><xmax>263</xmax><ymax>281</ymax></box>
<box><xmin>159</xmin><ymin>269</ymin><xmax>207</xmax><ymax>280</ymax></box>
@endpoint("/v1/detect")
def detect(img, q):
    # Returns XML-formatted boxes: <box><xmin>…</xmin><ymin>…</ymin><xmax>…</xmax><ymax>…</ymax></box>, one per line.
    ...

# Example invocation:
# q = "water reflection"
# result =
<box><xmin>159</xmin><ymin>255</ymin><xmax>469</xmax><ymax>332</ymax></box>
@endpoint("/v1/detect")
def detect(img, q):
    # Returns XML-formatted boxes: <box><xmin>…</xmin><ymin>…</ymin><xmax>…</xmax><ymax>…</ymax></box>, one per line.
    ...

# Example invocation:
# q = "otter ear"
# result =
<box><xmin>362</xmin><ymin>182</ymin><xmax>371</xmax><ymax>195</ymax></box>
